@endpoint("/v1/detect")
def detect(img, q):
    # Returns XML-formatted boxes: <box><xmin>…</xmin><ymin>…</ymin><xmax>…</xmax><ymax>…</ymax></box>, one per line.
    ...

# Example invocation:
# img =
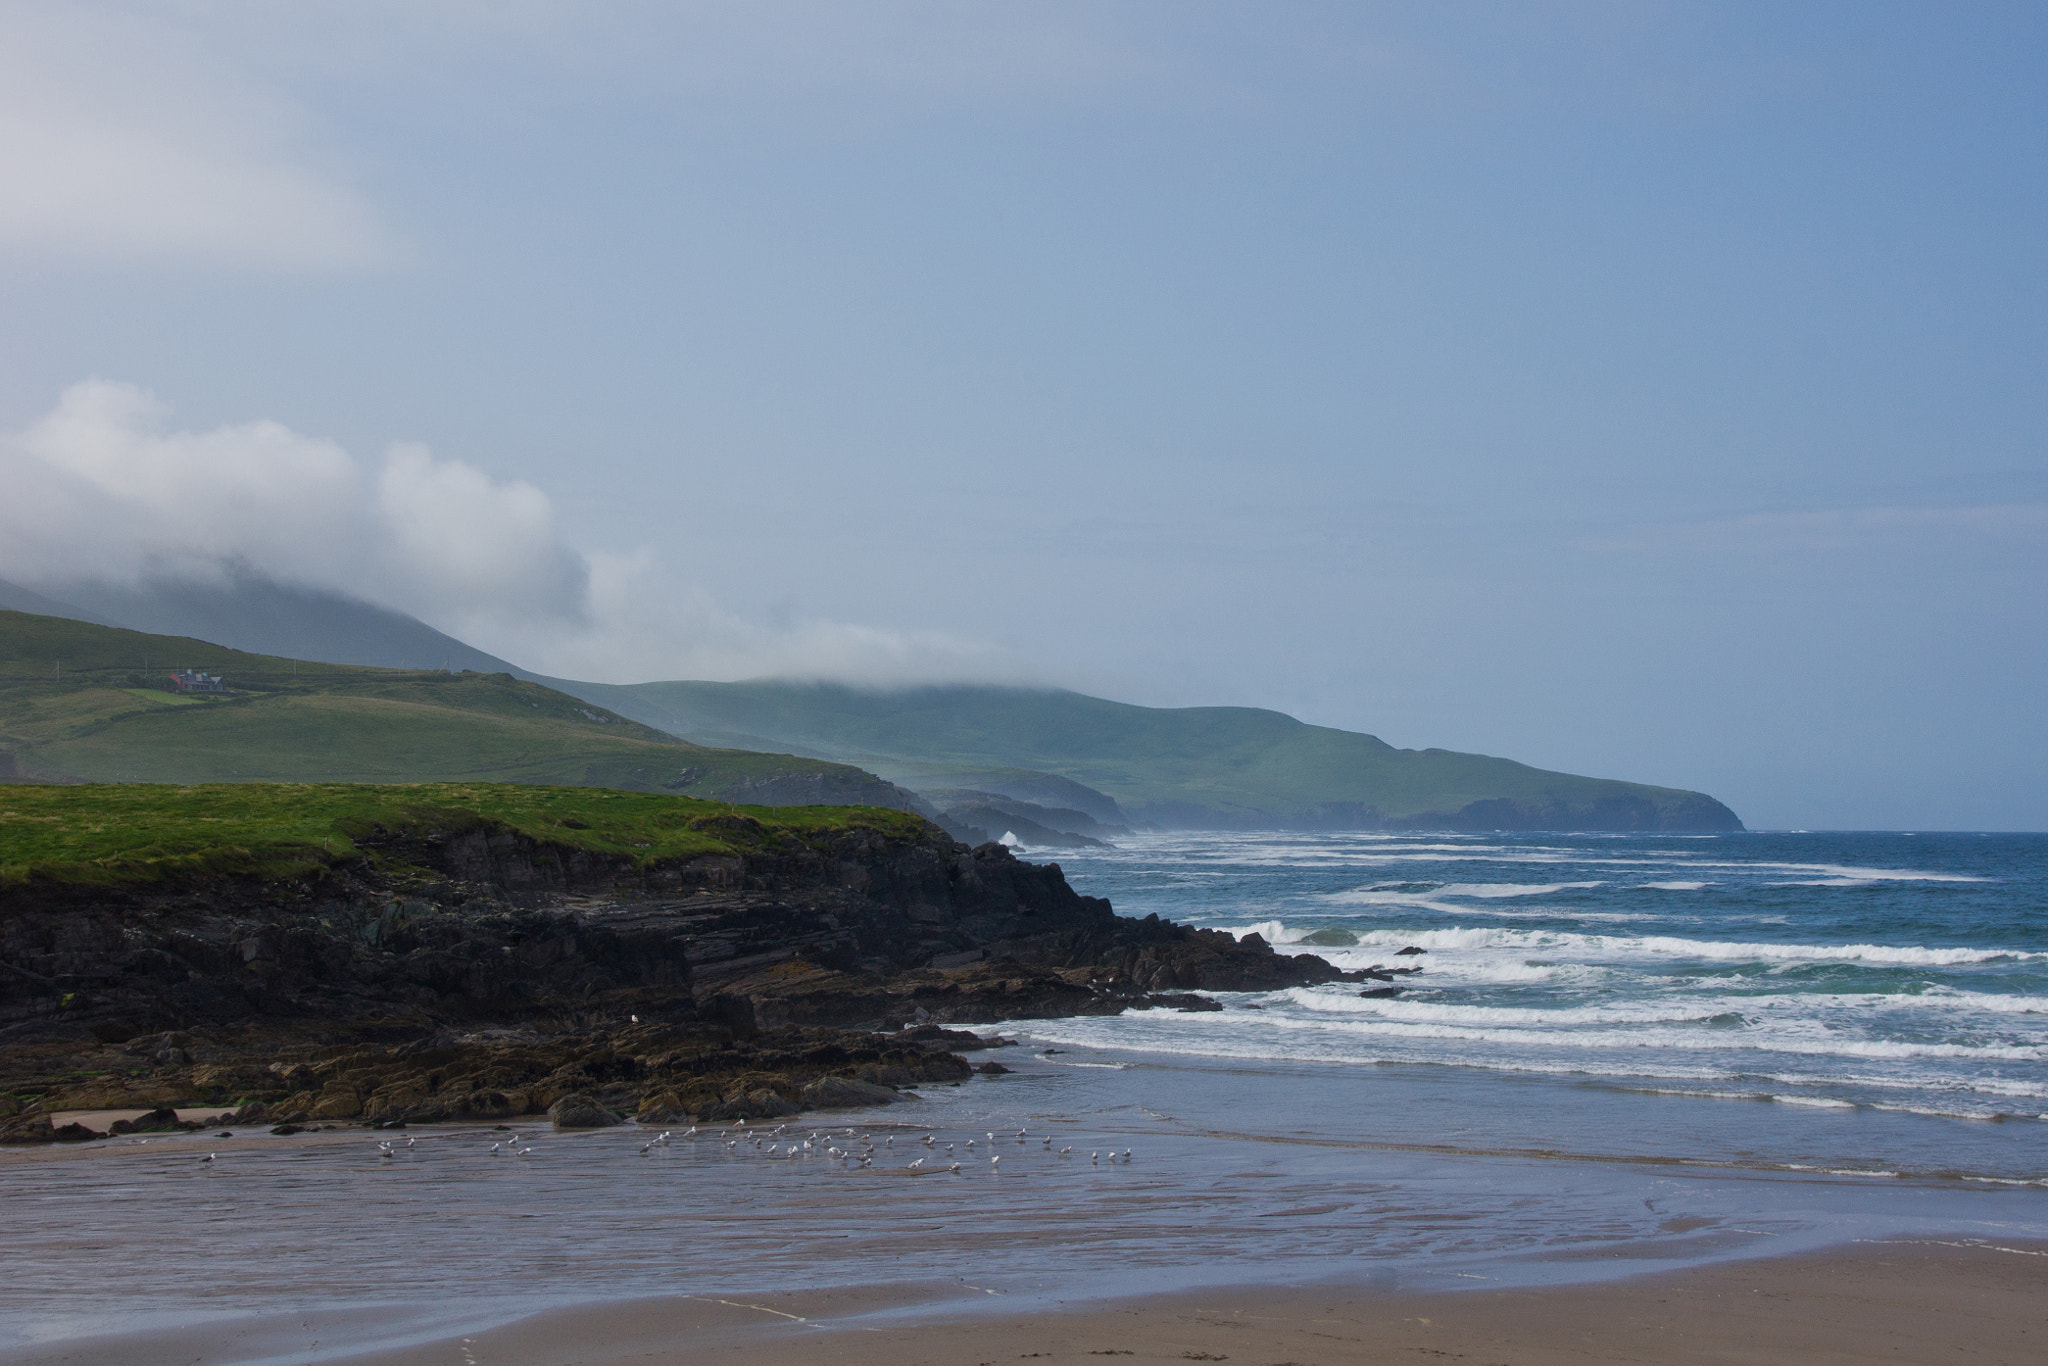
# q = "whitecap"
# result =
<box><xmin>1334</xmin><ymin>926</ymin><xmax>2042</xmax><ymax>968</ymax></box>
<box><xmin>1433</xmin><ymin>881</ymin><xmax>1605</xmax><ymax>899</ymax></box>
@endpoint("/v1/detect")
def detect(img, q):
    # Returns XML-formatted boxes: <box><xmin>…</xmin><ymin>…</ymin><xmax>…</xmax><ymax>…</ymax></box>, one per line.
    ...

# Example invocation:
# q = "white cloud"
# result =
<box><xmin>0</xmin><ymin>1</ymin><xmax>392</xmax><ymax>268</ymax></box>
<box><xmin>0</xmin><ymin>379</ymin><xmax>1025</xmax><ymax>684</ymax></box>
<box><xmin>2</xmin><ymin>378</ymin><xmax>586</xmax><ymax>630</ymax></box>
<box><xmin>496</xmin><ymin>548</ymin><xmax>1030</xmax><ymax>686</ymax></box>
<box><xmin>376</xmin><ymin>443</ymin><xmax>587</xmax><ymax>622</ymax></box>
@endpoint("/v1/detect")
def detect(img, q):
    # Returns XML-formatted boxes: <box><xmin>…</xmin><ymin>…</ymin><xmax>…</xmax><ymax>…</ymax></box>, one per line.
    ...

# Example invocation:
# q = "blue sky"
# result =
<box><xmin>0</xmin><ymin>2</ymin><xmax>2043</xmax><ymax>829</ymax></box>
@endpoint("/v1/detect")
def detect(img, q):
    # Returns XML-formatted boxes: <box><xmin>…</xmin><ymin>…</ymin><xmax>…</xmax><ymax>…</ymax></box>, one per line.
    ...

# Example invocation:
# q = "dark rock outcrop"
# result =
<box><xmin>0</xmin><ymin>814</ymin><xmax>1351</xmax><ymax>1138</ymax></box>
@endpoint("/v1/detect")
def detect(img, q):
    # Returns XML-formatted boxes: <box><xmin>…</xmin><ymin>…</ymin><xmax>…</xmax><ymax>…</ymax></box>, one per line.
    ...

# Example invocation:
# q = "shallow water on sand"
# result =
<box><xmin>3</xmin><ymin>1051</ymin><xmax>2044</xmax><ymax>1361</ymax></box>
<box><xmin>3</xmin><ymin>831</ymin><xmax>2045</xmax><ymax>1361</ymax></box>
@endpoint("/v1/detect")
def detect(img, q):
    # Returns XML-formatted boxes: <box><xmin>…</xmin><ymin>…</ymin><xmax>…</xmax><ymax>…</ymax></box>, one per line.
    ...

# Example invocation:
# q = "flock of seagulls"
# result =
<box><xmin>193</xmin><ymin>1116</ymin><xmax>1141</xmax><ymax>1174</ymax></box>
<box><xmin>609</xmin><ymin>1121</ymin><xmax>1138</xmax><ymax>1174</ymax></box>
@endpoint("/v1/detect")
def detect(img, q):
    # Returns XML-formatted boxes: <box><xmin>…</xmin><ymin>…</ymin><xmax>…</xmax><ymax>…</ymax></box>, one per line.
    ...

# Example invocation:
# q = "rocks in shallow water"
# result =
<box><xmin>976</xmin><ymin>1060</ymin><xmax>1011</xmax><ymax>1075</ymax></box>
<box><xmin>547</xmin><ymin>1094</ymin><xmax>623</xmax><ymax>1129</ymax></box>
<box><xmin>1358</xmin><ymin>986</ymin><xmax>1404</xmax><ymax>999</ymax></box>
<box><xmin>801</xmin><ymin>1075</ymin><xmax>901</xmax><ymax>1109</ymax></box>
<box><xmin>1130</xmin><ymin>992</ymin><xmax>1222</xmax><ymax>1012</ymax></box>
<box><xmin>893</xmin><ymin>1024</ymin><xmax>1006</xmax><ymax>1051</ymax></box>
<box><xmin>1396</xmin><ymin>945</ymin><xmax>1428</xmax><ymax>956</ymax></box>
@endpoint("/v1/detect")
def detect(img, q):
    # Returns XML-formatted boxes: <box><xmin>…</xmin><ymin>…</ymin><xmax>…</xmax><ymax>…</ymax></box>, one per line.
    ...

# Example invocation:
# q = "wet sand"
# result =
<box><xmin>3</xmin><ymin>1239</ymin><xmax>2040</xmax><ymax>1366</ymax></box>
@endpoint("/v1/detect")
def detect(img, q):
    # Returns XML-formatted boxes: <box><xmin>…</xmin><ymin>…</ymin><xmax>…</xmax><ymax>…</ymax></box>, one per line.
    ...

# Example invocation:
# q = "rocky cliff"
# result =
<box><xmin>0</xmin><ymin>815</ymin><xmax>1353</xmax><ymax>1138</ymax></box>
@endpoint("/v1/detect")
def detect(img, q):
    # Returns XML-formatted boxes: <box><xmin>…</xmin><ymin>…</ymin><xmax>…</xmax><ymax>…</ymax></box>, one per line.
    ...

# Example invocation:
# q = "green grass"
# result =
<box><xmin>0</xmin><ymin>781</ymin><xmax>930</xmax><ymax>889</ymax></box>
<box><xmin>0</xmin><ymin>610</ymin><xmax>907</xmax><ymax>801</ymax></box>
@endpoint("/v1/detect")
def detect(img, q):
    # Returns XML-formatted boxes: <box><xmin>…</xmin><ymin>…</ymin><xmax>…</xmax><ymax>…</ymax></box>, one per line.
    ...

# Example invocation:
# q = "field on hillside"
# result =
<box><xmin>0</xmin><ymin>781</ymin><xmax>927</xmax><ymax>888</ymax></box>
<box><xmin>0</xmin><ymin>610</ymin><xmax>912</xmax><ymax>805</ymax></box>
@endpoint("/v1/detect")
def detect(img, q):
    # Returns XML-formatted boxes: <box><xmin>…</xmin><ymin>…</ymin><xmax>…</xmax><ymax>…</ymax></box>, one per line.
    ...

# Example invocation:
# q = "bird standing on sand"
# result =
<box><xmin>947</xmin><ymin>1162</ymin><xmax>961</xmax><ymax>1172</ymax></box>
<box><xmin>200</xmin><ymin>1153</ymin><xmax>215</xmax><ymax>1164</ymax></box>
<box><xmin>490</xmin><ymin>1142</ymin><xmax>501</xmax><ymax>1155</ymax></box>
<box><xmin>1091</xmin><ymin>1151</ymin><xmax>1099</xmax><ymax>1164</ymax></box>
<box><xmin>990</xmin><ymin>1155</ymin><xmax>1000</xmax><ymax>1168</ymax></box>
<box><xmin>908</xmin><ymin>1157</ymin><xmax>925</xmax><ymax>1169</ymax></box>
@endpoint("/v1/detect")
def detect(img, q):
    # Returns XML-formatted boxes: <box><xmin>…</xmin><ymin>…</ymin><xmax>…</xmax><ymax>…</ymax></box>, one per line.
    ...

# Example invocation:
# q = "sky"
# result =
<box><xmin>0</xmin><ymin>1</ymin><xmax>2043</xmax><ymax>830</ymax></box>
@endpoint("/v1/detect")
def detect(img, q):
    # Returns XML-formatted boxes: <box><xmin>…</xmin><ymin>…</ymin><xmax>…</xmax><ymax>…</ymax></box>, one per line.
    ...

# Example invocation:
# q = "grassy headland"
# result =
<box><xmin>544</xmin><ymin>678</ymin><xmax>1744</xmax><ymax>832</ymax></box>
<box><xmin>0</xmin><ymin>610</ymin><xmax>918</xmax><ymax>808</ymax></box>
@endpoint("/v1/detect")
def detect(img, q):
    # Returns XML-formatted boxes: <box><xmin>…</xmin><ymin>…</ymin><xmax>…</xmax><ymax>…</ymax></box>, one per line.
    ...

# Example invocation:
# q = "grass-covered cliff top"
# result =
<box><xmin>0</xmin><ymin>782</ymin><xmax>931</xmax><ymax>889</ymax></box>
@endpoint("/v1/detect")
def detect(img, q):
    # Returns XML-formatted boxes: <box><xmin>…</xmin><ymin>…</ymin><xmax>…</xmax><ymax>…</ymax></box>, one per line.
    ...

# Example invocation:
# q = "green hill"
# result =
<box><xmin>545</xmin><ymin>679</ymin><xmax>1742</xmax><ymax>832</ymax></box>
<box><xmin>0</xmin><ymin>611</ymin><xmax>922</xmax><ymax>810</ymax></box>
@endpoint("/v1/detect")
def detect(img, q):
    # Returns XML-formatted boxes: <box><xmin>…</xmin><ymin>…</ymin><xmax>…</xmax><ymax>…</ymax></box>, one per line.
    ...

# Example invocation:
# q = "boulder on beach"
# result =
<box><xmin>109</xmin><ymin>1105</ymin><xmax>188</xmax><ymax>1134</ymax></box>
<box><xmin>547</xmin><ymin>1094</ymin><xmax>623</xmax><ymax>1129</ymax></box>
<box><xmin>800</xmin><ymin>1075</ymin><xmax>901</xmax><ymax>1109</ymax></box>
<box><xmin>702</xmin><ymin>1087</ymin><xmax>801</xmax><ymax>1121</ymax></box>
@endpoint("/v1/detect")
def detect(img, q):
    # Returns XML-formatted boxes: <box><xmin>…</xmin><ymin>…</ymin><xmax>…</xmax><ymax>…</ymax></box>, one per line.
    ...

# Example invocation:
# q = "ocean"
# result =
<box><xmin>1015</xmin><ymin>830</ymin><xmax>2048</xmax><ymax>1175</ymax></box>
<box><xmin>3</xmin><ymin>831</ymin><xmax>2044</xmax><ymax>1360</ymax></box>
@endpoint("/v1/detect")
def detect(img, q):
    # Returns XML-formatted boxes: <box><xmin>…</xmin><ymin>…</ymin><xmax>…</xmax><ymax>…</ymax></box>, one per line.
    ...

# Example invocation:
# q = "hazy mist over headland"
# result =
<box><xmin>0</xmin><ymin>2</ymin><xmax>2042</xmax><ymax>831</ymax></box>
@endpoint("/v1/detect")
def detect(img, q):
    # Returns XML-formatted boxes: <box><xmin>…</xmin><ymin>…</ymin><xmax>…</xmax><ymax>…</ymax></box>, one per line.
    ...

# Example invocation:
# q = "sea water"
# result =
<box><xmin>2</xmin><ymin>832</ymin><xmax>2044</xmax><ymax>1360</ymax></box>
<box><xmin>1021</xmin><ymin>831</ymin><xmax>2048</xmax><ymax>1150</ymax></box>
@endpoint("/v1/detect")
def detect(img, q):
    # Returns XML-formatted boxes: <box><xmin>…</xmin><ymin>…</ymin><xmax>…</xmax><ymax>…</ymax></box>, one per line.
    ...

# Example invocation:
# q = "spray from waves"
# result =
<box><xmin>1228</xmin><ymin>923</ymin><xmax>2045</xmax><ymax>968</ymax></box>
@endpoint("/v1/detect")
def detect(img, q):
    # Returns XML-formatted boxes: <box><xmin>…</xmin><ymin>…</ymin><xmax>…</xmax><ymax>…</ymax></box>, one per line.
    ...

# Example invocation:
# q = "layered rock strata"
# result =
<box><xmin>0</xmin><ymin>819</ymin><xmax>1354</xmax><ymax>1139</ymax></box>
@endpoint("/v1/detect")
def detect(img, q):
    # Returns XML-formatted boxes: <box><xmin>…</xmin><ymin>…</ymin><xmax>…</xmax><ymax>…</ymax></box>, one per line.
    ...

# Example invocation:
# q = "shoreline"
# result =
<box><xmin>3</xmin><ymin>1236</ymin><xmax>2040</xmax><ymax>1366</ymax></box>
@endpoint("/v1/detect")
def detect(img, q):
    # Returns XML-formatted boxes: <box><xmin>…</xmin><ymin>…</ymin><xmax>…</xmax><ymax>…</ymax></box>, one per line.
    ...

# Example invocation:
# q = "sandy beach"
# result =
<box><xmin>2</xmin><ymin>1238</ymin><xmax>2039</xmax><ymax>1366</ymax></box>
